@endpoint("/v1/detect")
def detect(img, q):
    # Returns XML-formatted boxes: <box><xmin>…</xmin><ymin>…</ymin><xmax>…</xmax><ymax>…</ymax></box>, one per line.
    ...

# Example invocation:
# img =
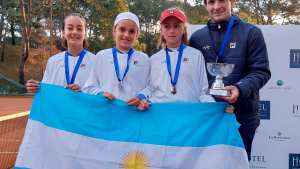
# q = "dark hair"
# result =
<box><xmin>61</xmin><ymin>13</ymin><xmax>89</xmax><ymax>49</ymax></box>
<box><xmin>204</xmin><ymin>0</ymin><xmax>235</xmax><ymax>5</ymax></box>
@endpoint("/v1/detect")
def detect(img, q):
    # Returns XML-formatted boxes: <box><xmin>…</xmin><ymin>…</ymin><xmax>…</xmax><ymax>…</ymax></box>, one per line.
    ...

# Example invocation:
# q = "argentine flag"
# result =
<box><xmin>15</xmin><ymin>84</ymin><xmax>249</xmax><ymax>169</ymax></box>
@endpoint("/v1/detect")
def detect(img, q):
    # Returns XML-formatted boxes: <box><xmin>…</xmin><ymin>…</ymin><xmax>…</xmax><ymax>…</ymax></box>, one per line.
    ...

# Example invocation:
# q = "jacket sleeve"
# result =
<box><xmin>136</xmin><ymin>55</ymin><xmax>152</xmax><ymax>100</ymax></box>
<box><xmin>82</xmin><ymin>52</ymin><xmax>103</xmax><ymax>95</ymax></box>
<box><xmin>197</xmin><ymin>50</ymin><xmax>215</xmax><ymax>102</ymax></box>
<box><xmin>189</xmin><ymin>32</ymin><xmax>202</xmax><ymax>52</ymax></box>
<box><xmin>235</xmin><ymin>26</ymin><xmax>271</xmax><ymax>98</ymax></box>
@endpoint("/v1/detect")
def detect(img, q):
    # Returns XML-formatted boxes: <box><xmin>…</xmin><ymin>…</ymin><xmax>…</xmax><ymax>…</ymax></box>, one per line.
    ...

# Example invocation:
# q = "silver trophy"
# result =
<box><xmin>207</xmin><ymin>63</ymin><xmax>235</xmax><ymax>96</ymax></box>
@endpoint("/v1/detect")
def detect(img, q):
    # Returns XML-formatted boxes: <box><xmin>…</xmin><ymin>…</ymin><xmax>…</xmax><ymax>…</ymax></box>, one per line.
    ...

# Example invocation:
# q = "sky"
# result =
<box><xmin>187</xmin><ymin>0</ymin><xmax>196</xmax><ymax>6</ymax></box>
<box><xmin>173</xmin><ymin>0</ymin><xmax>196</xmax><ymax>6</ymax></box>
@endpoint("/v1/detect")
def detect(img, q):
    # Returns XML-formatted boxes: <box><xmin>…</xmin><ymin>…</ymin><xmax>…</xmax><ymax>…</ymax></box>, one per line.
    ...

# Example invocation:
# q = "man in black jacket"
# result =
<box><xmin>190</xmin><ymin>0</ymin><xmax>271</xmax><ymax>161</ymax></box>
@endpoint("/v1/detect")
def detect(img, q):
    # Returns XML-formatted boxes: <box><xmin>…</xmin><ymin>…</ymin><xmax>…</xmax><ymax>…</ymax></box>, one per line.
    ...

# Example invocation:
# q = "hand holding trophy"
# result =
<box><xmin>207</xmin><ymin>63</ymin><xmax>235</xmax><ymax>97</ymax></box>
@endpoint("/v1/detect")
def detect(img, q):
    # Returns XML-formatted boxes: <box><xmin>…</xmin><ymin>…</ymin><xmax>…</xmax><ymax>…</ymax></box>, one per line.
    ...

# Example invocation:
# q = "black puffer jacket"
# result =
<box><xmin>190</xmin><ymin>16</ymin><xmax>271</xmax><ymax>128</ymax></box>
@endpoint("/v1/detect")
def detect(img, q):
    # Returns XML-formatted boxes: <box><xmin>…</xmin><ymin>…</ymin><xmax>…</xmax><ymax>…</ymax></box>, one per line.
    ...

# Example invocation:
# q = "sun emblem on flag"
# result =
<box><xmin>121</xmin><ymin>151</ymin><xmax>149</xmax><ymax>169</ymax></box>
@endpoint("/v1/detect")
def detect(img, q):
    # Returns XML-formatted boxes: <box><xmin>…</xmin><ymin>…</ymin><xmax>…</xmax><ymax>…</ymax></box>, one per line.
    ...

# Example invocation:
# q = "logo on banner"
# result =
<box><xmin>250</xmin><ymin>155</ymin><xmax>267</xmax><ymax>169</ymax></box>
<box><xmin>292</xmin><ymin>104</ymin><xmax>300</xmax><ymax>117</ymax></box>
<box><xmin>290</xmin><ymin>49</ymin><xmax>300</xmax><ymax>68</ymax></box>
<box><xmin>269</xmin><ymin>131</ymin><xmax>291</xmax><ymax>142</ymax></box>
<box><xmin>267</xmin><ymin>80</ymin><xmax>291</xmax><ymax>90</ymax></box>
<box><xmin>289</xmin><ymin>154</ymin><xmax>300</xmax><ymax>169</ymax></box>
<box><xmin>259</xmin><ymin>101</ymin><xmax>270</xmax><ymax>120</ymax></box>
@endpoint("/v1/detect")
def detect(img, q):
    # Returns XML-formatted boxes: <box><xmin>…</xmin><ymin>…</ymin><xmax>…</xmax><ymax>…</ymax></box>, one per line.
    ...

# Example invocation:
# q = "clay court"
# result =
<box><xmin>0</xmin><ymin>96</ymin><xmax>32</xmax><ymax>169</ymax></box>
<box><xmin>0</xmin><ymin>96</ymin><xmax>32</xmax><ymax>116</ymax></box>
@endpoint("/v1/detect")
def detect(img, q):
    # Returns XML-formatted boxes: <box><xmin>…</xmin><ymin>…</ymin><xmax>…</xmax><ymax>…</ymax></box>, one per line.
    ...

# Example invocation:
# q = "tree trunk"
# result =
<box><xmin>0</xmin><ymin>29</ymin><xmax>5</xmax><ymax>62</ymax></box>
<box><xmin>0</xmin><ymin>0</ymin><xmax>4</xmax><ymax>62</ymax></box>
<box><xmin>0</xmin><ymin>0</ymin><xmax>4</xmax><ymax>41</ymax></box>
<box><xmin>266</xmin><ymin>0</ymin><xmax>273</xmax><ymax>24</ymax></box>
<box><xmin>10</xmin><ymin>20</ymin><xmax>16</xmax><ymax>45</ymax></box>
<box><xmin>19</xmin><ymin>42</ymin><xmax>26</xmax><ymax>84</ymax></box>
<box><xmin>49</xmin><ymin>0</ymin><xmax>53</xmax><ymax>56</ymax></box>
<box><xmin>254</xmin><ymin>0</ymin><xmax>260</xmax><ymax>24</ymax></box>
<box><xmin>18</xmin><ymin>0</ymin><xmax>30</xmax><ymax>84</ymax></box>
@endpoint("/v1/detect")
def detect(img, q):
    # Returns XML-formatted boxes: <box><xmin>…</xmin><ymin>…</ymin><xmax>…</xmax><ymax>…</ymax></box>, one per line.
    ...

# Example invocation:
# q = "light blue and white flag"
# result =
<box><xmin>15</xmin><ymin>84</ymin><xmax>249</xmax><ymax>169</ymax></box>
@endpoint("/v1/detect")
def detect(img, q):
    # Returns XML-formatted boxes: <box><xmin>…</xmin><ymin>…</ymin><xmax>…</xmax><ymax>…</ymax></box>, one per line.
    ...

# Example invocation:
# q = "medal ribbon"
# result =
<box><xmin>112</xmin><ymin>47</ymin><xmax>134</xmax><ymax>82</ymax></box>
<box><xmin>209</xmin><ymin>15</ymin><xmax>235</xmax><ymax>62</ymax></box>
<box><xmin>64</xmin><ymin>49</ymin><xmax>86</xmax><ymax>85</ymax></box>
<box><xmin>165</xmin><ymin>43</ymin><xmax>186</xmax><ymax>87</ymax></box>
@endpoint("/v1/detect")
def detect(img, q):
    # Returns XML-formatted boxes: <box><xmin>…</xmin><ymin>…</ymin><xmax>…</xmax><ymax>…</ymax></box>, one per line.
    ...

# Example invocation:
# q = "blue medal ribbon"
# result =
<box><xmin>209</xmin><ymin>15</ymin><xmax>235</xmax><ymax>62</ymax></box>
<box><xmin>165</xmin><ymin>43</ymin><xmax>186</xmax><ymax>88</ymax></box>
<box><xmin>64</xmin><ymin>49</ymin><xmax>86</xmax><ymax>85</ymax></box>
<box><xmin>112</xmin><ymin>47</ymin><xmax>134</xmax><ymax>82</ymax></box>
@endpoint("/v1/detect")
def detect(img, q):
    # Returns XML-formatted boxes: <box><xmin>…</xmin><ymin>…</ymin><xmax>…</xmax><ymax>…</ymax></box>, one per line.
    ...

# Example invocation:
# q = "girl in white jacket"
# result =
<box><xmin>83</xmin><ymin>12</ymin><xmax>150</xmax><ymax>110</ymax></box>
<box><xmin>146</xmin><ymin>8</ymin><xmax>214</xmax><ymax>104</ymax></box>
<box><xmin>26</xmin><ymin>13</ymin><xmax>95</xmax><ymax>92</ymax></box>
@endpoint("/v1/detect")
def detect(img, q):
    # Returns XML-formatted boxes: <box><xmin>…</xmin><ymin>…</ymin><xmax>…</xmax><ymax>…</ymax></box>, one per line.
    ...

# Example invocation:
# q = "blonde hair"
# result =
<box><xmin>158</xmin><ymin>22</ymin><xmax>188</xmax><ymax>49</ymax></box>
<box><xmin>62</xmin><ymin>13</ymin><xmax>89</xmax><ymax>49</ymax></box>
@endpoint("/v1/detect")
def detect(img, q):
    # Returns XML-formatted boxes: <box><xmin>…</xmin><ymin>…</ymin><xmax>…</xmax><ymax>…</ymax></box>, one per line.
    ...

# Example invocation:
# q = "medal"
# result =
<box><xmin>112</xmin><ymin>47</ymin><xmax>134</xmax><ymax>86</ymax></box>
<box><xmin>165</xmin><ymin>44</ymin><xmax>186</xmax><ymax>95</ymax></box>
<box><xmin>170</xmin><ymin>86</ymin><xmax>176</xmax><ymax>94</ymax></box>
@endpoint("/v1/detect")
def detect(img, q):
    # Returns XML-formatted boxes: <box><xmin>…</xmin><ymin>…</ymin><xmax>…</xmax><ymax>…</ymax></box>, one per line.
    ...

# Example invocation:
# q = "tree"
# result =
<box><xmin>5</xmin><ymin>0</ymin><xmax>19</xmax><ymax>45</ymax></box>
<box><xmin>18</xmin><ymin>0</ymin><xmax>31</xmax><ymax>84</ymax></box>
<box><xmin>128</xmin><ymin>0</ymin><xmax>169</xmax><ymax>55</ymax></box>
<box><xmin>0</xmin><ymin>0</ymin><xmax>5</xmax><ymax>61</ymax></box>
<box><xmin>277</xmin><ymin>0</ymin><xmax>300</xmax><ymax>24</ymax></box>
<box><xmin>128</xmin><ymin>0</ymin><xmax>207</xmax><ymax>55</ymax></box>
<box><xmin>237</xmin><ymin>0</ymin><xmax>300</xmax><ymax>25</ymax></box>
<box><xmin>44</xmin><ymin>0</ymin><xmax>129</xmax><ymax>53</ymax></box>
<box><xmin>182</xmin><ymin>2</ymin><xmax>207</xmax><ymax>24</ymax></box>
<box><xmin>86</xmin><ymin>0</ymin><xmax>129</xmax><ymax>52</ymax></box>
<box><xmin>195</xmin><ymin>0</ymin><xmax>204</xmax><ymax>6</ymax></box>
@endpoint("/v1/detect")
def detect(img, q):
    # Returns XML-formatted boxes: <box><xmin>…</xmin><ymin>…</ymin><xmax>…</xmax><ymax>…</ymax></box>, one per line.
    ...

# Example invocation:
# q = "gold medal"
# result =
<box><xmin>170</xmin><ymin>86</ymin><xmax>176</xmax><ymax>94</ymax></box>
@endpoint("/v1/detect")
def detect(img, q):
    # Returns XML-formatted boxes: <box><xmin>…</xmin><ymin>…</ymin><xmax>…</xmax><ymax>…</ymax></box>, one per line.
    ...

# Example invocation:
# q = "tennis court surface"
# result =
<box><xmin>0</xmin><ymin>96</ymin><xmax>32</xmax><ymax>169</ymax></box>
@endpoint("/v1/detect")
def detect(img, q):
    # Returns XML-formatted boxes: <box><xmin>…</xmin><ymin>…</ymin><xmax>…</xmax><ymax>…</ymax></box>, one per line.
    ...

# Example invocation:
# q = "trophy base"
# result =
<box><xmin>209</xmin><ymin>89</ymin><xmax>230</xmax><ymax>97</ymax></box>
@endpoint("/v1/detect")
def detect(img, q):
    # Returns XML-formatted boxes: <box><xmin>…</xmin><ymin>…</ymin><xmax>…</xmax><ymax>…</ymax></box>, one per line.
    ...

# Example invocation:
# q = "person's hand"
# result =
<box><xmin>137</xmin><ymin>100</ymin><xmax>149</xmax><ymax>111</ymax></box>
<box><xmin>26</xmin><ymin>79</ymin><xmax>40</xmax><ymax>93</ymax></box>
<box><xmin>65</xmin><ymin>84</ymin><xmax>81</xmax><ymax>92</ymax></box>
<box><xmin>216</xmin><ymin>85</ymin><xmax>239</xmax><ymax>104</ymax></box>
<box><xmin>103</xmin><ymin>92</ymin><xmax>115</xmax><ymax>101</ymax></box>
<box><xmin>127</xmin><ymin>97</ymin><xmax>149</xmax><ymax>111</ymax></box>
<box><xmin>225</xmin><ymin>105</ymin><xmax>234</xmax><ymax>113</ymax></box>
<box><xmin>127</xmin><ymin>97</ymin><xmax>141</xmax><ymax>107</ymax></box>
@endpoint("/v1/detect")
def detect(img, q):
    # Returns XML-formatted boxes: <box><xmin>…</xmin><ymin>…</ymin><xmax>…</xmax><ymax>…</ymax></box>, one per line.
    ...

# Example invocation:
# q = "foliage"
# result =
<box><xmin>0</xmin><ymin>0</ymin><xmax>299</xmax><ymax>84</ymax></box>
<box><xmin>128</xmin><ymin>0</ymin><xmax>208</xmax><ymax>54</ymax></box>
<box><xmin>237</xmin><ymin>0</ymin><xmax>300</xmax><ymax>24</ymax></box>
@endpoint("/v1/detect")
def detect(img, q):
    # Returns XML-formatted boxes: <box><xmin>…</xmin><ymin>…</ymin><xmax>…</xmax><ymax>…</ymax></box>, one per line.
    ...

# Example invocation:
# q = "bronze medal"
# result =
<box><xmin>170</xmin><ymin>86</ymin><xmax>176</xmax><ymax>94</ymax></box>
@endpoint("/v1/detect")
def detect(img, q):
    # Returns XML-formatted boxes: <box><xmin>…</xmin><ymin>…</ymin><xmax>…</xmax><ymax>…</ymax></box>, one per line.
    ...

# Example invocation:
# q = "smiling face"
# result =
<box><xmin>113</xmin><ymin>20</ymin><xmax>139</xmax><ymax>52</ymax></box>
<box><xmin>160</xmin><ymin>17</ymin><xmax>185</xmax><ymax>48</ymax></box>
<box><xmin>206</xmin><ymin>0</ymin><xmax>235</xmax><ymax>23</ymax></box>
<box><xmin>62</xmin><ymin>16</ymin><xmax>86</xmax><ymax>48</ymax></box>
